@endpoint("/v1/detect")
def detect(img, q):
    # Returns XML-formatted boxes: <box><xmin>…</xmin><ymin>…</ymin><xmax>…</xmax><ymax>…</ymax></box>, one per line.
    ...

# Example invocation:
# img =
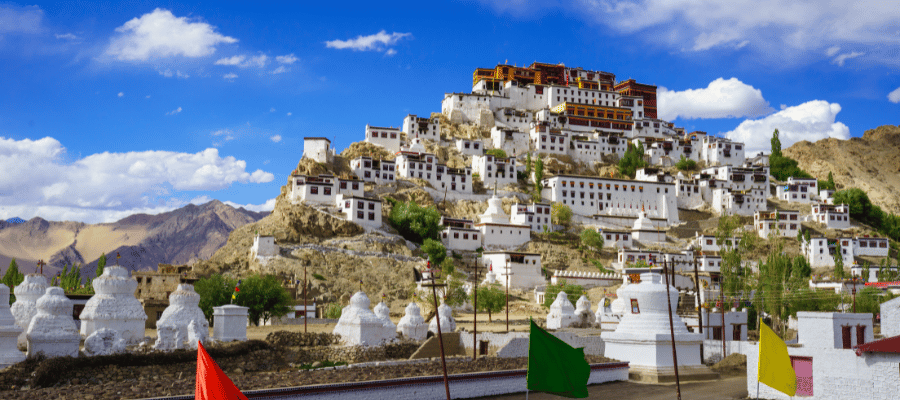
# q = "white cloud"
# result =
<box><xmin>889</xmin><ymin>87</ymin><xmax>900</xmax><ymax>104</ymax></box>
<box><xmin>270</xmin><ymin>135</ymin><xmax>282</xmax><ymax>143</ymax></box>
<box><xmin>223</xmin><ymin>73</ymin><xmax>238</xmax><ymax>80</ymax></box>
<box><xmin>159</xmin><ymin>69</ymin><xmax>189</xmax><ymax>78</ymax></box>
<box><xmin>658</xmin><ymin>78</ymin><xmax>773</xmax><ymax>120</ymax></box>
<box><xmin>385</xmin><ymin>48</ymin><xmax>397</xmax><ymax>56</ymax></box>
<box><xmin>145</xmin><ymin>95</ymin><xmax>151</xmax><ymax>99</ymax></box>
<box><xmin>223</xmin><ymin>198</ymin><xmax>276</xmax><ymax>213</ymax></box>
<box><xmin>211</xmin><ymin>129</ymin><xmax>231</xmax><ymax>136</ymax></box>
<box><xmin>0</xmin><ymin>136</ymin><xmax>274</xmax><ymax>223</ymax></box>
<box><xmin>724</xmin><ymin>100</ymin><xmax>850</xmax><ymax>154</ymax></box>
<box><xmin>214</xmin><ymin>54</ymin><xmax>267</xmax><ymax>68</ymax></box>
<box><xmin>211</xmin><ymin>129</ymin><xmax>234</xmax><ymax>147</ymax></box>
<box><xmin>269</xmin><ymin>108</ymin><xmax>276</xmax><ymax>112</ymax></box>
<box><xmin>105</xmin><ymin>8</ymin><xmax>237</xmax><ymax>62</ymax></box>
<box><xmin>118</xmin><ymin>92</ymin><xmax>124</xmax><ymax>97</ymax></box>
<box><xmin>55</xmin><ymin>33</ymin><xmax>78</xmax><ymax>40</ymax></box>
<box><xmin>565</xmin><ymin>0</ymin><xmax>900</xmax><ymax>65</ymax></box>
<box><xmin>286</xmin><ymin>112</ymin><xmax>292</xmax><ymax>116</ymax></box>
<box><xmin>166</xmin><ymin>107</ymin><xmax>182</xmax><ymax>115</ymax></box>
<box><xmin>271</xmin><ymin>66</ymin><xmax>288</xmax><ymax>74</ymax></box>
<box><xmin>276</xmin><ymin>54</ymin><xmax>298</xmax><ymax>64</ymax></box>
<box><xmin>325</xmin><ymin>30</ymin><xmax>411</xmax><ymax>53</ymax></box>
<box><xmin>831</xmin><ymin>51</ymin><xmax>864</xmax><ymax>66</ymax></box>
<box><xmin>0</xmin><ymin>4</ymin><xmax>43</xmax><ymax>34</ymax></box>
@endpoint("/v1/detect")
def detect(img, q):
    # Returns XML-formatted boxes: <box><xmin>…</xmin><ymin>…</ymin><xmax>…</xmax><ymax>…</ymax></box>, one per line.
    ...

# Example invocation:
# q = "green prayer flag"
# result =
<box><xmin>526</xmin><ymin>319</ymin><xmax>590</xmax><ymax>398</ymax></box>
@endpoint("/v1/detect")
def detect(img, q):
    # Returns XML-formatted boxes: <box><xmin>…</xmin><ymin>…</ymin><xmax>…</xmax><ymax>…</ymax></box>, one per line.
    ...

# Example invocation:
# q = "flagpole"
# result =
<box><xmin>757</xmin><ymin>315</ymin><xmax>761</xmax><ymax>400</ymax></box>
<box><xmin>663</xmin><ymin>260</ymin><xmax>682</xmax><ymax>400</ymax></box>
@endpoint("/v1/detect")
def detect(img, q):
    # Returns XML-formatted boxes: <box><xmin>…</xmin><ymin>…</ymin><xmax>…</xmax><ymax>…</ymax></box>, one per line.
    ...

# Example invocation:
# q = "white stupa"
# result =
<box><xmin>631</xmin><ymin>207</ymin><xmax>665</xmax><ymax>244</ymax></box>
<box><xmin>155</xmin><ymin>284</ymin><xmax>209</xmax><ymax>349</ymax></box>
<box><xmin>428</xmin><ymin>302</ymin><xmax>456</xmax><ymax>334</ymax></box>
<box><xmin>332</xmin><ymin>292</ymin><xmax>393</xmax><ymax>346</ymax></box>
<box><xmin>574</xmin><ymin>295</ymin><xmax>595</xmax><ymax>326</ymax></box>
<box><xmin>10</xmin><ymin>274</ymin><xmax>47</xmax><ymax>348</ymax></box>
<box><xmin>603</xmin><ymin>272</ymin><xmax>716</xmax><ymax>383</ymax></box>
<box><xmin>546</xmin><ymin>292</ymin><xmax>577</xmax><ymax>329</ymax></box>
<box><xmin>0</xmin><ymin>284</ymin><xmax>25</xmax><ymax>368</ymax></box>
<box><xmin>396</xmin><ymin>302</ymin><xmax>427</xmax><ymax>340</ymax></box>
<box><xmin>481</xmin><ymin>265</ymin><xmax>498</xmax><ymax>285</ymax></box>
<box><xmin>25</xmin><ymin>287</ymin><xmax>80</xmax><ymax>358</ymax></box>
<box><xmin>479</xmin><ymin>193</ymin><xmax>509</xmax><ymax>224</ymax></box>
<box><xmin>596</xmin><ymin>294</ymin><xmax>623</xmax><ymax>331</ymax></box>
<box><xmin>80</xmin><ymin>265</ymin><xmax>147</xmax><ymax>343</ymax></box>
<box><xmin>373</xmin><ymin>301</ymin><xmax>397</xmax><ymax>341</ymax></box>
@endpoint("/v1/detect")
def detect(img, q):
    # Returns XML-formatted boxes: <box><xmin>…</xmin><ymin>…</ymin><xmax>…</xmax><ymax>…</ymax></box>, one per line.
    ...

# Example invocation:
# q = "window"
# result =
<box><xmin>368</xmin><ymin>203</ymin><xmax>375</xmax><ymax>210</ymax></box>
<box><xmin>856</xmin><ymin>325</ymin><xmax>866</xmax><ymax>346</ymax></box>
<box><xmin>340</xmin><ymin>181</ymin><xmax>347</xmax><ymax>189</ymax></box>
<box><xmin>324</xmin><ymin>187</ymin><xmax>332</xmax><ymax>195</ymax></box>
<box><xmin>357</xmin><ymin>211</ymin><xmax>364</xmax><ymax>219</ymax></box>
<box><xmin>842</xmin><ymin>325</ymin><xmax>852</xmax><ymax>349</ymax></box>
<box><xmin>311</xmin><ymin>186</ymin><xmax>318</xmax><ymax>195</ymax></box>
<box><xmin>369</xmin><ymin>212</ymin><xmax>375</xmax><ymax>221</ymax></box>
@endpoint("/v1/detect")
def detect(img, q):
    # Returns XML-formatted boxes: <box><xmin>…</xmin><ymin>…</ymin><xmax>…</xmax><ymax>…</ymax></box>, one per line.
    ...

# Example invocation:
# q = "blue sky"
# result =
<box><xmin>1</xmin><ymin>0</ymin><xmax>899</xmax><ymax>223</ymax></box>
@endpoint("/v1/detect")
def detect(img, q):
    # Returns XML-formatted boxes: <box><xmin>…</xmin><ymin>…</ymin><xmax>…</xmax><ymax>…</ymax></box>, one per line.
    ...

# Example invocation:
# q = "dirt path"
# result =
<box><xmin>479</xmin><ymin>375</ymin><xmax>748</xmax><ymax>400</ymax></box>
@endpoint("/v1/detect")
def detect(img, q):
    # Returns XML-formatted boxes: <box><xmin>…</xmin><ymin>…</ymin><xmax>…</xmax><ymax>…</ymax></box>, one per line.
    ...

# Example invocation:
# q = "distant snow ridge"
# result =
<box><xmin>4</xmin><ymin>218</ymin><xmax>25</xmax><ymax>224</ymax></box>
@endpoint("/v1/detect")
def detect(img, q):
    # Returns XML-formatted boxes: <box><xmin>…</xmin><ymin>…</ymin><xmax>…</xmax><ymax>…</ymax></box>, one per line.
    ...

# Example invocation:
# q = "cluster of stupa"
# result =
<box><xmin>332</xmin><ymin>291</ymin><xmax>455</xmax><ymax>346</ymax></box>
<box><xmin>0</xmin><ymin>263</ymin><xmax>240</xmax><ymax>367</ymax></box>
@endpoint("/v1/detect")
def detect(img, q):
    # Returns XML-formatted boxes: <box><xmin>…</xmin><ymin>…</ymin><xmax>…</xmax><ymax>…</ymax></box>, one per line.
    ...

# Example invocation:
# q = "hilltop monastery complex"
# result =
<box><xmin>284</xmin><ymin>61</ymin><xmax>893</xmax><ymax>309</ymax></box>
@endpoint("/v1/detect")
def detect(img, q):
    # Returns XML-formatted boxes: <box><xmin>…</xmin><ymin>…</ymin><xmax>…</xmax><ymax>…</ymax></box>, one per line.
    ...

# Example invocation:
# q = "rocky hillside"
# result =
<box><xmin>785</xmin><ymin>125</ymin><xmax>900</xmax><ymax>214</ymax></box>
<box><xmin>0</xmin><ymin>200</ymin><xmax>267</xmax><ymax>277</ymax></box>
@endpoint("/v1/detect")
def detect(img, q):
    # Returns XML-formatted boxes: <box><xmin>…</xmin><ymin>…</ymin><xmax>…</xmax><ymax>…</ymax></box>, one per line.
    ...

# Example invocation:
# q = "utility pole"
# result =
<box><xmin>304</xmin><ymin>264</ymin><xmax>308</xmax><ymax>334</ymax></box>
<box><xmin>852</xmin><ymin>284</ymin><xmax>857</xmax><ymax>314</ymax></box>
<box><xmin>471</xmin><ymin>254</ymin><xmax>485</xmax><ymax>360</ymax></box>
<box><xmin>721</xmin><ymin>279</ymin><xmax>726</xmax><ymax>359</ymax></box>
<box><xmin>663</xmin><ymin>260</ymin><xmax>682</xmax><ymax>400</ymax></box>
<box><xmin>421</xmin><ymin>261</ymin><xmax>451</xmax><ymax>400</ymax></box>
<box><xmin>693</xmin><ymin>256</ymin><xmax>704</xmax><ymax>362</ymax></box>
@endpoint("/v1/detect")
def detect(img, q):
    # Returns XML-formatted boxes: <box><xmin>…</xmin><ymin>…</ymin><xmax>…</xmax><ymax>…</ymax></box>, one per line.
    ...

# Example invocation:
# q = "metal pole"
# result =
<box><xmin>852</xmin><ymin>285</ymin><xmax>857</xmax><ymax>313</ymax></box>
<box><xmin>428</xmin><ymin>265</ymin><xmax>452</xmax><ymax>400</ymax></box>
<box><xmin>473</xmin><ymin>259</ymin><xmax>478</xmax><ymax>360</ymax></box>
<box><xmin>721</xmin><ymin>282</ymin><xmax>726</xmax><ymax>359</ymax></box>
<box><xmin>304</xmin><ymin>266</ymin><xmax>308</xmax><ymax>334</ymax></box>
<box><xmin>663</xmin><ymin>260</ymin><xmax>682</xmax><ymax>400</ymax></box>
<box><xmin>506</xmin><ymin>260</ymin><xmax>512</xmax><ymax>332</ymax></box>
<box><xmin>693</xmin><ymin>256</ymin><xmax>704</xmax><ymax>362</ymax></box>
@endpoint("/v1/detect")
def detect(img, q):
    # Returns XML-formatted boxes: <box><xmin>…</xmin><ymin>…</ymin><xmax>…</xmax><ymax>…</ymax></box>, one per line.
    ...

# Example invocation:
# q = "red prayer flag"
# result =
<box><xmin>196</xmin><ymin>341</ymin><xmax>248</xmax><ymax>400</ymax></box>
<box><xmin>235</xmin><ymin>287</ymin><xmax>240</xmax><ymax>292</ymax></box>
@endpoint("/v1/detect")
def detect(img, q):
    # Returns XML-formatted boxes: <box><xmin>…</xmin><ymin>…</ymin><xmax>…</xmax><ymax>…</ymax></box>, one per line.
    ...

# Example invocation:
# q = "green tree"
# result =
<box><xmin>771</xmin><ymin>129</ymin><xmax>782</xmax><ymax>158</ymax></box>
<box><xmin>386</xmin><ymin>199</ymin><xmax>443</xmax><ymax>244</ymax></box>
<box><xmin>834</xmin><ymin>242</ymin><xmax>845</xmax><ymax>280</ymax></box>
<box><xmin>675</xmin><ymin>155</ymin><xmax>697</xmax><ymax>171</ymax></box>
<box><xmin>792</xmin><ymin>255</ymin><xmax>812</xmax><ymax>279</ymax></box>
<box><xmin>234</xmin><ymin>274</ymin><xmax>294</xmax><ymax>326</ymax></box>
<box><xmin>52</xmin><ymin>263</ymin><xmax>92</xmax><ymax>294</ymax></box>
<box><xmin>485</xmin><ymin>148</ymin><xmax>507</xmax><ymax>159</ymax></box>
<box><xmin>818</xmin><ymin>172</ymin><xmax>836</xmax><ymax>191</ymax></box>
<box><xmin>543</xmin><ymin>279</ymin><xmax>583</xmax><ymax>309</ymax></box>
<box><xmin>716</xmin><ymin>215</ymin><xmax>751</xmax><ymax>298</ymax></box>
<box><xmin>755</xmin><ymin>241</ymin><xmax>802</xmax><ymax>337</ymax></box>
<box><xmin>833</xmin><ymin>188</ymin><xmax>879</xmax><ymax>225</ymax></box>
<box><xmin>472</xmin><ymin>284</ymin><xmax>506</xmax><ymax>322</ymax></box>
<box><xmin>96</xmin><ymin>252</ymin><xmax>107</xmax><ymax>278</ymax></box>
<box><xmin>769</xmin><ymin>155</ymin><xmax>813</xmax><ymax>181</ymax></box>
<box><xmin>421</xmin><ymin>238</ymin><xmax>447</xmax><ymax>266</ymax></box>
<box><xmin>580</xmin><ymin>229</ymin><xmax>604</xmax><ymax>255</ymax></box>
<box><xmin>2</xmin><ymin>259</ymin><xmax>25</xmax><ymax>303</ymax></box>
<box><xmin>618</xmin><ymin>142</ymin><xmax>647</xmax><ymax>178</ymax></box>
<box><xmin>551</xmin><ymin>203</ymin><xmax>573</xmax><ymax>227</ymax></box>
<box><xmin>525</xmin><ymin>152</ymin><xmax>533</xmax><ymax>178</ymax></box>
<box><xmin>324</xmin><ymin>302</ymin><xmax>342</xmax><ymax>319</ymax></box>
<box><xmin>854</xmin><ymin>287</ymin><xmax>895</xmax><ymax>314</ymax></box>
<box><xmin>194</xmin><ymin>274</ymin><xmax>238</xmax><ymax>323</ymax></box>
<box><xmin>534</xmin><ymin>157</ymin><xmax>545</xmax><ymax>196</ymax></box>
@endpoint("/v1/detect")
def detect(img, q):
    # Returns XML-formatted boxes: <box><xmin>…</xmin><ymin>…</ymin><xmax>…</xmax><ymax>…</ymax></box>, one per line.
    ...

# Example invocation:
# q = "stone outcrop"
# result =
<box><xmin>79</xmin><ymin>265</ymin><xmax>147</xmax><ymax>343</ymax></box>
<box><xmin>25</xmin><ymin>287</ymin><xmax>80</xmax><ymax>358</ymax></box>
<box><xmin>83</xmin><ymin>328</ymin><xmax>126</xmax><ymax>356</ymax></box>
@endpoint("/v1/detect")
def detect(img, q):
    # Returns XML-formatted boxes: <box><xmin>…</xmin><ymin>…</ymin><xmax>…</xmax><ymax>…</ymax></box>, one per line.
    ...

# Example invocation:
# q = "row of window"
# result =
<box><xmin>356</xmin><ymin>211</ymin><xmax>377</xmax><ymax>221</ymax></box>
<box><xmin>443</xmin><ymin>232</ymin><xmax>479</xmax><ymax>240</ymax></box>
<box><xmin>362</xmin><ymin>171</ymin><xmax>395</xmax><ymax>181</ymax></box>
<box><xmin>369</xmin><ymin>131</ymin><xmax>398</xmax><ymax>139</ymax></box>
<box><xmin>344</xmin><ymin>200</ymin><xmax>377</xmax><ymax>210</ymax></box>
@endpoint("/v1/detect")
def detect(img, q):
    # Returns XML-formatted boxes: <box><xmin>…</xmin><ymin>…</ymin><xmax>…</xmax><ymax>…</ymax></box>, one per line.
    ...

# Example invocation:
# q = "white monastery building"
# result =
<box><xmin>491</xmin><ymin>127</ymin><xmax>529</xmax><ymax>157</ymax></box>
<box><xmin>476</xmin><ymin>193</ymin><xmax>531</xmax><ymax>248</ymax></box>
<box><xmin>481</xmin><ymin>251</ymin><xmax>546</xmax><ymax>290</ymax></box>
<box><xmin>302</xmin><ymin>137</ymin><xmax>335</xmax><ymax>164</ymax></box>
<box><xmin>439</xmin><ymin>217</ymin><xmax>481</xmax><ymax>251</ymax></box>
<box><xmin>811</xmin><ymin>203</ymin><xmax>850</xmax><ymax>230</ymax></box>
<box><xmin>364</xmin><ymin>124</ymin><xmax>402</xmax><ymax>153</ymax></box>
<box><xmin>337</xmin><ymin>195</ymin><xmax>382</xmax><ymax>228</ymax></box>
<box><xmin>472</xmin><ymin>154</ymin><xmax>518</xmax><ymax>188</ymax></box>
<box><xmin>455</xmin><ymin>139</ymin><xmax>484</xmax><ymax>157</ymax></box>
<box><xmin>541</xmin><ymin>174</ymin><xmax>679</xmax><ymax>225</ymax></box>
<box><xmin>289</xmin><ymin>174</ymin><xmax>363</xmax><ymax>205</ymax></box>
<box><xmin>510</xmin><ymin>202</ymin><xmax>552</xmax><ymax>233</ymax></box>
<box><xmin>350</xmin><ymin>157</ymin><xmax>396</xmax><ymax>185</ymax></box>
<box><xmin>802</xmin><ymin>236</ymin><xmax>891</xmax><ymax>268</ymax></box>
<box><xmin>754</xmin><ymin>210</ymin><xmax>801</xmax><ymax>238</ymax></box>
<box><xmin>402</xmin><ymin>114</ymin><xmax>441</xmax><ymax>142</ymax></box>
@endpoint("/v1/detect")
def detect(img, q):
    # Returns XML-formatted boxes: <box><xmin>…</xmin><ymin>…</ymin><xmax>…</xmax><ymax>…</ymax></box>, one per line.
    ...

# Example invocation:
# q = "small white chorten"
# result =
<box><xmin>0</xmin><ymin>284</ymin><xmax>25</xmax><ymax>368</ymax></box>
<box><xmin>80</xmin><ymin>265</ymin><xmax>147</xmax><ymax>343</ymax></box>
<box><xmin>428</xmin><ymin>302</ymin><xmax>456</xmax><ymax>334</ymax></box>
<box><xmin>25</xmin><ymin>287</ymin><xmax>80</xmax><ymax>358</ymax></box>
<box><xmin>546</xmin><ymin>292</ymin><xmax>577</xmax><ymax>329</ymax></box>
<box><xmin>396</xmin><ymin>302</ymin><xmax>427</xmax><ymax>340</ymax></box>
<box><xmin>10</xmin><ymin>274</ymin><xmax>47</xmax><ymax>348</ymax></box>
<box><xmin>156</xmin><ymin>283</ymin><xmax>209</xmax><ymax>348</ymax></box>
<box><xmin>574</xmin><ymin>295</ymin><xmax>595</xmax><ymax>325</ymax></box>
<box><xmin>603</xmin><ymin>272</ymin><xmax>715</xmax><ymax>383</ymax></box>
<box><xmin>332</xmin><ymin>292</ymin><xmax>392</xmax><ymax>346</ymax></box>
<box><xmin>481</xmin><ymin>266</ymin><xmax>498</xmax><ymax>285</ymax></box>
<box><xmin>373</xmin><ymin>301</ymin><xmax>397</xmax><ymax>341</ymax></box>
<box><xmin>479</xmin><ymin>193</ymin><xmax>510</xmax><ymax>224</ymax></box>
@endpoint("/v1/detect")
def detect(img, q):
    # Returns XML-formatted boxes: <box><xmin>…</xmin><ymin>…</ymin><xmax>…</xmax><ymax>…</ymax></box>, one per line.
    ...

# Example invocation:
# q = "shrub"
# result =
<box><xmin>386</xmin><ymin>199</ymin><xmax>442</xmax><ymax>244</ymax></box>
<box><xmin>543</xmin><ymin>279</ymin><xmax>584</xmax><ymax>309</ymax></box>
<box><xmin>551</xmin><ymin>203</ymin><xmax>573</xmax><ymax>226</ymax></box>
<box><xmin>324</xmin><ymin>302</ymin><xmax>343</xmax><ymax>319</ymax></box>
<box><xmin>485</xmin><ymin>148</ymin><xmax>507</xmax><ymax>159</ymax></box>
<box><xmin>675</xmin><ymin>155</ymin><xmax>697</xmax><ymax>171</ymax></box>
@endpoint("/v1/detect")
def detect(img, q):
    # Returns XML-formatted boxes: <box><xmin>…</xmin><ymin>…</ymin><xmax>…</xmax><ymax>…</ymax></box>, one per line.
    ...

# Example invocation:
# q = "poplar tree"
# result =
<box><xmin>834</xmin><ymin>242</ymin><xmax>845</xmax><ymax>280</ymax></box>
<box><xmin>3</xmin><ymin>259</ymin><xmax>25</xmax><ymax>303</ymax></box>
<box><xmin>771</xmin><ymin>129</ymin><xmax>782</xmax><ymax>158</ymax></box>
<box><xmin>96</xmin><ymin>252</ymin><xmax>107</xmax><ymax>278</ymax></box>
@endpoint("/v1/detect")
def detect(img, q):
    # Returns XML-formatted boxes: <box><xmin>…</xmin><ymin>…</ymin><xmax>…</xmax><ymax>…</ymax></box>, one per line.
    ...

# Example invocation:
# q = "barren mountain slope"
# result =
<box><xmin>784</xmin><ymin>125</ymin><xmax>900</xmax><ymax>214</ymax></box>
<box><xmin>0</xmin><ymin>200</ymin><xmax>267</xmax><ymax>277</ymax></box>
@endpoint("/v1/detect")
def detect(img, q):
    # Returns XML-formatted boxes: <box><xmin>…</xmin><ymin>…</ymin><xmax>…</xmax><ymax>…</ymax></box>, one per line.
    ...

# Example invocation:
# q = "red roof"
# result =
<box><xmin>854</xmin><ymin>335</ymin><xmax>900</xmax><ymax>356</ymax></box>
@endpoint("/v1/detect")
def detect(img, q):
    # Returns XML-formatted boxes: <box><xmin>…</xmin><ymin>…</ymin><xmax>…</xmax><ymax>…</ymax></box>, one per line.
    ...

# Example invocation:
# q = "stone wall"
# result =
<box><xmin>408</xmin><ymin>333</ymin><xmax>465</xmax><ymax>359</ymax></box>
<box><xmin>458</xmin><ymin>330</ymin><xmax>604</xmax><ymax>358</ymax></box>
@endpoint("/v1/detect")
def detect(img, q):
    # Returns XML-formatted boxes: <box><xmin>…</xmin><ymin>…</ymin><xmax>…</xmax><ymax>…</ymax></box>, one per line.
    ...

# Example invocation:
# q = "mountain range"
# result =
<box><xmin>0</xmin><ymin>200</ymin><xmax>268</xmax><ymax>278</ymax></box>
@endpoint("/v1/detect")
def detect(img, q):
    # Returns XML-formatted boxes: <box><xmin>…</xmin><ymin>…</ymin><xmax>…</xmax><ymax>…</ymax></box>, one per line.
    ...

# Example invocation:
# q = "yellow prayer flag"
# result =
<box><xmin>758</xmin><ymin>321</ymin><xmax>796</xmax><ymax>397</ymax></box>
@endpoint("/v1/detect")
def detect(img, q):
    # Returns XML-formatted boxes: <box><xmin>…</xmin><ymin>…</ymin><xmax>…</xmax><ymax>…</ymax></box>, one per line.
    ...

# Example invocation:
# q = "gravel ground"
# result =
<box><xmin>0</xmin><ymin>353</ymin><xmax>615</xmax><ymax>400</ymax></box>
